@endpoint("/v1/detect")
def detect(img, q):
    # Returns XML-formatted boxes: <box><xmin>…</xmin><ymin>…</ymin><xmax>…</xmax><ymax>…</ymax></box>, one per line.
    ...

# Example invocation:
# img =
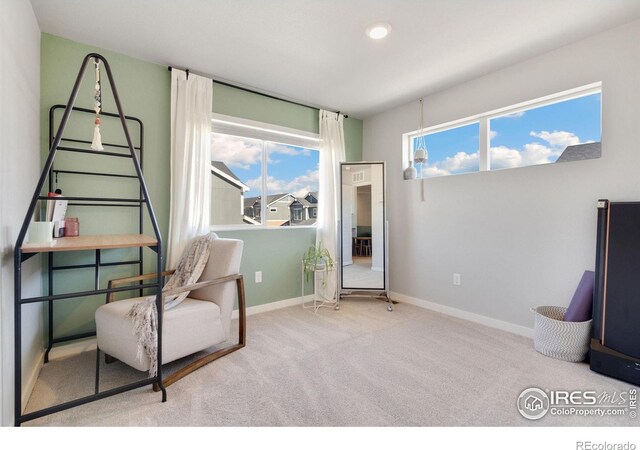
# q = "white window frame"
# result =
<box><xmin>402</xmin><ymin>82</ymin><xmax>602</xmax><ymax>177</ymax></box>
<box><xmin>211</xmin><ymin>113</ymin><xmax>320</xmax><ymax>231</ymax></box>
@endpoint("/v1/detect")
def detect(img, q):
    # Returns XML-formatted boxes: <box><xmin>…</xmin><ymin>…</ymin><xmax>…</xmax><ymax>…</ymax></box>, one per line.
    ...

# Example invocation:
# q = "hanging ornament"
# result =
<box><xmin>91</xmin><ymin>58</ymin><xmax>104</xmax><ymax>150</ymax></box>
<box><xmin>414</xmin><ymin>99</ymin><xmax>428</xmax><ymax>169</ymax></box>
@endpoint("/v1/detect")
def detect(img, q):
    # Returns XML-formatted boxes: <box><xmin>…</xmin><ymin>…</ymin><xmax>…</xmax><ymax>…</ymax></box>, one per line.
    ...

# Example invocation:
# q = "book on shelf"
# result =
<box><xmin>46</xmin><ymin>190</ymin><xmax>68</xmax><ymax>237</ymax></box>
<box><xmin>46</xmin><ymin>191</ymin><xmax>61</xmax><ymax>222</ymax></box>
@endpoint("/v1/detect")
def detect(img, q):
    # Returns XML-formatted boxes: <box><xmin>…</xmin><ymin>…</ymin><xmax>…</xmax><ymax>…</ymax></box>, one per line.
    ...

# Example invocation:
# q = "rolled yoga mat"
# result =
<box><xmin>563</xmin><ymin>270</ymin><xmax>595</xmax><ymax>322</ymax></box>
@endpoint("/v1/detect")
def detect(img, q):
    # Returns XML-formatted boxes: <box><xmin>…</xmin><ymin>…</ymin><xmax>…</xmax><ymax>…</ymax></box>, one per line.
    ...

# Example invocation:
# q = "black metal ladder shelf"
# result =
<box><xmin>14</xmin><ymin>53</ymin><xmax>166</xmax><ymax>426</ymax></box>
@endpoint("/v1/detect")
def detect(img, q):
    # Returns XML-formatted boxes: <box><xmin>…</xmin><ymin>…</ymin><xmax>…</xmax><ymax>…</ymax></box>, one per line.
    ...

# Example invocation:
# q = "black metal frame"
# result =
<box><xmin>14</xmin><ymin>53</ymin><xmax>166</xmax><ymax>426</ymax></box>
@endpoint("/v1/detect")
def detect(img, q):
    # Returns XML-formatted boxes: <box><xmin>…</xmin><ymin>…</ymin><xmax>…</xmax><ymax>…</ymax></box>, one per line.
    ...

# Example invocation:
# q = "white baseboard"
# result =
<box><xmin>22</xmin><ymin>350</ymin><xmax>45</xmax><ymax>413</ymax></box>
<box><xmin>49</xmin><ymin>337</ymin><xmax>97</xmax><ymax>361</ymax></box>
<box><xmin>232</xmin><ymin>294</ymin><xmax>313</xmax><ymax>319</ymax></box>
<box><xmin>390</xmin><ymin>291</ymin><xmax>534</xmax><ymax>338</ymax></box>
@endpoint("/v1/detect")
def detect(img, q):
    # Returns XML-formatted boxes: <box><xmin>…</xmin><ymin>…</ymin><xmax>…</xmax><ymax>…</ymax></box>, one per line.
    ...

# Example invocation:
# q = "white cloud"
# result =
<box><xmin>211</xmin><ymin>135</ymin><xmax>261</xmax><ymax>170</ymax></box>
<box><xmin>246</xmin><ymin>176</ymin><xmax>262</xmax><ymax>193</ymax></box>
<box><xmin>439</xmin><ymin>151</ymin><xmax>479</xmax><ymax>172</ymax></box>
<box><xmin>502</xmin><ymin>111</ymin><xmax>525</xmax><ymax>119</ymax></box>
<box><xmin>529</xmin><ymin>130</ymin><xmax>580</xmax><ymax>149</ymax></box>
<box><xmin>211</xmin><ymin>136</ymin><xmax>317</xmax><ymax>172</ymax></box>
<box><xmin>246</xmin><ymin>169</ymin><xmax>319</xmax><ymax>198</ymax></box>
<box><xmin>487</xmin><ymin>130</ymin><xmax>588</xmax><ymax>170</ymax></box>
<box><xmin>268</xmin><ymin>143</ymin><xmax>312</xmax><ymax>157</ymax></box>
<box><xmin>489</xmin><ymin>130</ymin><xmax>498</xmax><ymax>140</ymax></box>
<box><xmin>490</xmin><ymin>143</ymin><xmax>563</xmax><ymax>169</ymax></box>
<box><xmin>489</xmin><ymin>146</ymin><xmax>524</xmax><ymax>169</ymax></box>
<box><xmin>211</xmin><ymin>137</ymin><xmax>315</xmax><ymax>172</ymax></box>
<box><xmin>421</xmin><ymin>151</ymin><xmax>479</xmax><ymax>177</ymax></box>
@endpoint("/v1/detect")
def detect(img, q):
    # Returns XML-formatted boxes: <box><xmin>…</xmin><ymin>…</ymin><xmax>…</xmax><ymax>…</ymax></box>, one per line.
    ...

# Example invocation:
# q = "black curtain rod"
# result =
<box><xmin>168</xmin><ymin>66</ymin><xmax>347</xmax><ymax>118</ymax></box>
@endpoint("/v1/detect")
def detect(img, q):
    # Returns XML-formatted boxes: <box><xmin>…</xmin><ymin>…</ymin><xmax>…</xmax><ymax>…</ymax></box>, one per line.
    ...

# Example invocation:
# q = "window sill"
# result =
<box><xmin>211</xmin><ymin>224</ymin><xmax>317</xmax><ymax>232</ymax></box>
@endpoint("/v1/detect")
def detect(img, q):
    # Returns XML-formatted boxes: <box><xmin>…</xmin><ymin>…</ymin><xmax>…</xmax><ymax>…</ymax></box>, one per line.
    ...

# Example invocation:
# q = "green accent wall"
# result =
<box><xmin>40</xmin><ymin>33</ymin><xmax>362</xmax><ymax>337</ymax></box>
<box><xmin>40</xmin><ymin>34</ymin><xmax>171</xmax><ymax>337</ymax></box>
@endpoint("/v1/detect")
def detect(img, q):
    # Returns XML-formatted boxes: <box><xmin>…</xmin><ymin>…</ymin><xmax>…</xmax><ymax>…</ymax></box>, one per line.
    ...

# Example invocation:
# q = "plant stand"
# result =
<box><xmin>301</xmin><ymin>262</ymin><xmax>337</xmax><ymax>312</ymax></box>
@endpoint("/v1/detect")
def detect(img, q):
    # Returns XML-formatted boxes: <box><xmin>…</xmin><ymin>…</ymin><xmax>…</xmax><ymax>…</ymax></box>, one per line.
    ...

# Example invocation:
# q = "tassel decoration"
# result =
<box><xmin>92</xmin><ymin>122</ymin><xmax>103</xmax><ymax>151</ymax></box>
<box><xmin>91</xmin><ymin>58</ymin><xmax>104</xmax><ymax>150</ymax></box>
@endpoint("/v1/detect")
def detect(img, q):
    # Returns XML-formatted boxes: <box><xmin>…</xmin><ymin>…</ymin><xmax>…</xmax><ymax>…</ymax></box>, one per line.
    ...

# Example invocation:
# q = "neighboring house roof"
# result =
<box><xmin>556</xmin><ymin>142</ymin><xmax>601</xmax><ymax>162</ymax></box>
<box><xmin>298</xmin><ymin>197</ymin><xmax>315</xmax><ymax>208</ymax></box>
<box><xmin>266</xmin><ymin>193</ymin><xmax>295</xmax><ymax>206</ymax></box>
<box><xmin>211</xmin><ymin>161</ymin><xmax>250</xmax><ymax>192</ymax></box>
<box><xmin>244</xmin><ymin>196</ymin><xmax>259</xmax><ymax>210</ymax></box>
<box><xmin>305</xmin><ymin>192</ymin><xmax>318</xmax><ymax>204</ymax></box>
<box><xmin>244</xmin><ymin>193</ymin><xmax>296</xmax><ymax>210</ymax></box>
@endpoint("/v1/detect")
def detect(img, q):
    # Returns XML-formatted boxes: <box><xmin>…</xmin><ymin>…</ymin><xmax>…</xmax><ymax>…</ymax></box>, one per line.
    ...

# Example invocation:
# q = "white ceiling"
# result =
<box><xmin>30</xmin><ymin>0</ymin><xmax>640</xmax><ymax>119</ymax></box>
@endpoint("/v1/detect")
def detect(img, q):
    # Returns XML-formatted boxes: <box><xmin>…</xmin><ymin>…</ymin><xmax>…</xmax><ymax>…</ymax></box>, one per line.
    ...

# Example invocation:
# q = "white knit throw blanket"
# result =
<box><xmin>128</xmin><ymin>232</ymin><xmax>217</xmax><ymax>377</ymax></box>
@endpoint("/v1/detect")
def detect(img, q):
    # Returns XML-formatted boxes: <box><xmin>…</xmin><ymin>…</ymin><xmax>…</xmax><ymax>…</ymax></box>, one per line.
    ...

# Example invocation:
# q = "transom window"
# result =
<box><xmin>210</xmin><ymin>114</ymin><xmax>320</xmax><ymax>229</ymax></box>
<box><xmin>404</xmin><ymin>83</ymin><xmax>602</xmax><ymax>179</ymax></box>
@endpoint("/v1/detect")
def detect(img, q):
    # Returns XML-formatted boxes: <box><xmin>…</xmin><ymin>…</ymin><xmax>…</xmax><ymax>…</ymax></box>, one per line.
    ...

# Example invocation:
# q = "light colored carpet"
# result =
<box><xmin>342</xmin><ymin>257</ymin><xmax>384</xmax><ymax>289</ymax></box>
<box><xmin>24</xmin><ymin>300</ymin><xmax>636</xmax><ymax>426</ymax></box>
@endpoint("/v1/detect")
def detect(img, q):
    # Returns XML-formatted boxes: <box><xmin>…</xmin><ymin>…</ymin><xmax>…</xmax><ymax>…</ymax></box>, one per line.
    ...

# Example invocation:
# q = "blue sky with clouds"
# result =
<box><xmin>211</xmin><ymin>133</ymin><xmax>319</xmax><ymax>197</ymax></box>
<box><xmin>416</xmin><ymin>92</ymin><xmax>601</xmax><ymax>177</ymax></box>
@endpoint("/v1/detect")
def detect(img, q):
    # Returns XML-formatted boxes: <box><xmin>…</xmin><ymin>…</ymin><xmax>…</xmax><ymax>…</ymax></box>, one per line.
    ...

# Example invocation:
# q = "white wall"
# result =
<box><xmin>0</xmin><ymin>0</ymin><xmax>43</xmax><ymax>426</ymax></box>
<box><xmin>341</xmin><ymin>183</ymin><xmax>354</xmax><ymax>265</ymax></box>
<box><xmin>364</xmin><ymin>20</ymin><xmax>640</xmax><ymax>331</ymax></box>
<box><xmin>370</xmin><ymin>165</ymin><xmax>384</xmax><ymax>272</ymax></box>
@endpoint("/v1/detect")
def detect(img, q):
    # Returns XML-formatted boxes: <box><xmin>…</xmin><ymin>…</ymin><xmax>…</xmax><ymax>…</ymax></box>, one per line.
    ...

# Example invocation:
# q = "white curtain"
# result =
<box><xmin>316</xmin><ymin>110</ymin><xmax>346</xmax><ymax>301</ymax></box>
<box><xmin>167</xmin><ymin>69</ymin><xmax>213</xmax><ymax>268</ymax></box>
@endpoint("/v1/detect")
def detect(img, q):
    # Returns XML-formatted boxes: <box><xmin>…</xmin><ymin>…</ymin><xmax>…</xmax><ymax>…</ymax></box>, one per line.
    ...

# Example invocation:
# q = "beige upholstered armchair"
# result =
<box><xmin>95</xmin><ymin>237</ymin><xmax>245</xmax><ymax>389</ymax></box>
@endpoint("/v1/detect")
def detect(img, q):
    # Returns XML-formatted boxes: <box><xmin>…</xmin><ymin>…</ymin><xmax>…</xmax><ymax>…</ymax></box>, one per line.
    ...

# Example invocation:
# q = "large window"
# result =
<box><xmin>489</xmin><ymin>93</ymin><xmax>601</xmax><ymax>170</ymax></box>
<box><xmin>210</xmin><ymin>114</ymin><xmax>320</xmax><ymax>229</ymax></box>
<box><xmin>404</xmin><ymin>83</ymin><xmax>601</xmax><ymax>178</ymax></box>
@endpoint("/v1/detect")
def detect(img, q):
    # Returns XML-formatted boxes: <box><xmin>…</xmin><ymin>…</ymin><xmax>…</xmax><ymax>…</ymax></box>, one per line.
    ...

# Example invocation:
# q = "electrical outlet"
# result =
<box><xmin>453</xmin><ymin>273</ymin><xmax>461</xmax><ymax>286</ymax></box>
<box><xmin>255</xmin><ymin>271</ymin><xmax>262</xmax><ymax>283</ymax></box>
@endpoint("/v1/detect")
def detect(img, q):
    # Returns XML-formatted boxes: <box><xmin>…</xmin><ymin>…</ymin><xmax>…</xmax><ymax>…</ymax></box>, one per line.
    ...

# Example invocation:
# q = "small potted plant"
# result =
<box><xmin>303</xmin><ymin>243</ymin><xmax>334</xmax><ymax>283</ymax></box>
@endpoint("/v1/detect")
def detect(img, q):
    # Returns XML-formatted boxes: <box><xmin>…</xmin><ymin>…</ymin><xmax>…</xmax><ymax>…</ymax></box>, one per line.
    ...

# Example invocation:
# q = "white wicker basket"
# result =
<box><xmin>531</xmin><ymin>306</ymin><xmax>592</xmax><ymax>362</ymax></box>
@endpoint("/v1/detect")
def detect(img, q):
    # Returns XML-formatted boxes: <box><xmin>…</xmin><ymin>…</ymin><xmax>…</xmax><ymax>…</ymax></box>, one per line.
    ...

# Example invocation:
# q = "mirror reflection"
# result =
<box><xmin>341</xmin><ymin>162</ymin><xmax>385</xmax><ymax>290</ymax></box>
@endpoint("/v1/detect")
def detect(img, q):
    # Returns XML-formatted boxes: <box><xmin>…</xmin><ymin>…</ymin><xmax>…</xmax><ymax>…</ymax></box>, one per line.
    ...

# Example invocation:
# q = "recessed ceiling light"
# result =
<box><xmin>366</xmin><ymin>22</ymin><xmax>391</xmax><ymax>40</ymax></box>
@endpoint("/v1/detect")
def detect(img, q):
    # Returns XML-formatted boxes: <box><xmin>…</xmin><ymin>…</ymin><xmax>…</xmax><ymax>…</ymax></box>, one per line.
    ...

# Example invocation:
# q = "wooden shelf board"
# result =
<box><xmin>22</xmin><ymin>234</ymin><xmax>157</xmax><ymax>253</ymax></box>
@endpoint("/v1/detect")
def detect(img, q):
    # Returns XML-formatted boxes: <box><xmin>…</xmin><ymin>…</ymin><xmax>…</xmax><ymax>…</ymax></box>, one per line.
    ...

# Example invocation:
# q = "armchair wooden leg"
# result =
<box><xmin>152</xmin><ymin>275</ymin><xmax>247</xmax><ymax>391</ymax></box>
